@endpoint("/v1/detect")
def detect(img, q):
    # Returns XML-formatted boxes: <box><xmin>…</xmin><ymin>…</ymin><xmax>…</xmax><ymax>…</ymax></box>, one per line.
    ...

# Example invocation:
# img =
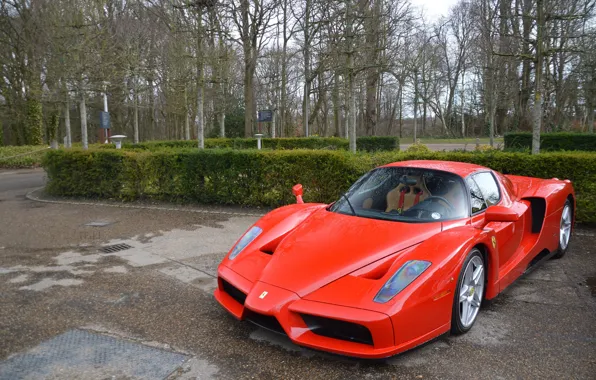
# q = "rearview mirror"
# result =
<box><xmin>485</xmin><ymin>205</ymin><xmax>519</xmax><ymax>222</ymax></box>
<box><xmin>292</xmin><ymin>184</ymin><xmax>304</xmax><ymax>204</ymax></box>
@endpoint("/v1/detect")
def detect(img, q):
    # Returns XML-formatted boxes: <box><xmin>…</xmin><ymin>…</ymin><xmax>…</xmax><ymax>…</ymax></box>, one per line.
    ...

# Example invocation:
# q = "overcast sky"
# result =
<box><xmin>411</xmin><ymin>0</ymin><xmax>458</xmax><ymax>20</ymax></box>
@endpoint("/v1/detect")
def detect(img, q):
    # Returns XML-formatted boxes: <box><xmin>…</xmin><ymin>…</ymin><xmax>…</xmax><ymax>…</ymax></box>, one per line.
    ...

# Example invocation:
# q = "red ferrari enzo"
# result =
<box><xmin>214</xmin><ymin>160</ymin><xmax>575</xmax><ymax>358</ymax></box>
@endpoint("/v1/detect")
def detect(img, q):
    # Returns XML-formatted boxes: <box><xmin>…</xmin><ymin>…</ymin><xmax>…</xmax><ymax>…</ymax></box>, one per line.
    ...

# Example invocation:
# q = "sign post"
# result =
<box><xmin>100</xmin><ymin>90</ymin><xmax>110</xmax><ymax>143</ymax></box>
<box><xmin>99</xmin><ymin>111</ymin><xmax>110</xmax><ymax>143</ymax></box>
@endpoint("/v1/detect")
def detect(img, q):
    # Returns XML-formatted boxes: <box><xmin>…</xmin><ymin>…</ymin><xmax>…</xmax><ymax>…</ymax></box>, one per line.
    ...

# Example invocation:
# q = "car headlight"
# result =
<box><xmin>229</xmin><ymin>226</ymin><xmax>262</xmax><ymax>260</ymax></box>
<box><xmin>374</xmin><ymin>260</ymin><xmax>431</xmax><ymax>303</ymax></box>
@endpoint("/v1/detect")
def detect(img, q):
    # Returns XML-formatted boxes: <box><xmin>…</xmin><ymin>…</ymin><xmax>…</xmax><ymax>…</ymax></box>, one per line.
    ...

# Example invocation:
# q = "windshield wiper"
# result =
<box><xmin>341</xmin><ymin>194</ymin><xmax>357</xmax><ymax>216</ymax></box>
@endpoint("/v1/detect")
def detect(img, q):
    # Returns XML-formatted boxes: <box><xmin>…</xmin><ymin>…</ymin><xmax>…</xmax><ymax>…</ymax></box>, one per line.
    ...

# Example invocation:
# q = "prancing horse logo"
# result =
<box><xmin>259</xmin><ymin>291</ymin><xmax>268</xmax><ymax>299</ymax></box>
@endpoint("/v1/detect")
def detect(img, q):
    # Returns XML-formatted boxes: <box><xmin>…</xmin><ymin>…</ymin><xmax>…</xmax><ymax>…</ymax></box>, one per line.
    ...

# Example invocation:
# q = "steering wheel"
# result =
<box><xmin>425</xmin><ymin>196</ymin><xmax>455</xmax><ymax>212</ymax></box>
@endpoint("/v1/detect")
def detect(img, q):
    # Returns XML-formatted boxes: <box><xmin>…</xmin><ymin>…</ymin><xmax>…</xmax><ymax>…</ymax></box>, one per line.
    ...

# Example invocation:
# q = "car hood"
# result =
<box><xmin>254</xmin><ymin>208</ymin><xmax>442</xmax><ymax>297</ymax></box>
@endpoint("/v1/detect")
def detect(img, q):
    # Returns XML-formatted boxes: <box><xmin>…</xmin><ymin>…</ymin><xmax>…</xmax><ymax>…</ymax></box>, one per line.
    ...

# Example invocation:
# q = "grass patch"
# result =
<box><xmin>0</xmin><ymin>145</ymin><xmax>49</xmax><ymax>168</ymax></box>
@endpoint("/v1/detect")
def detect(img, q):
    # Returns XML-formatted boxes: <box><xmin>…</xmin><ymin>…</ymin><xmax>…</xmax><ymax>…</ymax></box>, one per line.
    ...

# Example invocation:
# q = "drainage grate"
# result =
<box><xmin>99</xmin><ymin>243</ymin><xmax>133</xmax><ymax>254</ymax></box>
<box><xmin>0</xmin><ymin>329</ymin><xmax>188</xmax><ymax>380</ymax></box>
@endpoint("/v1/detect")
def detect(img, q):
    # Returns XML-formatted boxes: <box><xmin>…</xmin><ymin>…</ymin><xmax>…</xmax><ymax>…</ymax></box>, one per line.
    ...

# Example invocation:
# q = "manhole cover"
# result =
<box><xmin>0</xmin><ymin>329</ymin><xmax>188</xmax><ymax>380</ymax></box>
<box><xmin>84</xmin><ymin>221</ymin><xmax>114</xmax><ymax>227</ymax></box>
<box><xmin>99</xmin><ymin>243</ymin><xmax>133</xmax><ymax>254</ymax></box>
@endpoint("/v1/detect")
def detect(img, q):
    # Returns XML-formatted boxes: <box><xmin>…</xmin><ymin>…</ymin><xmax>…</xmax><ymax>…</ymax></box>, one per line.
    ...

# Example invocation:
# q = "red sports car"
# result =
<box><xmin>214</xmin><ymin>160</ymin><xmax>575</xmax><ymax>358</ymax></box>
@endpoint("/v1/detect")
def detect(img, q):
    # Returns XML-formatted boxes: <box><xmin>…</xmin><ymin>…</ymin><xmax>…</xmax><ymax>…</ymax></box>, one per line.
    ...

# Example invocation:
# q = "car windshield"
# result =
<box><xmin>329</xmin><ymin>167</ymin><xmax>469</xmax><ymax>222</ymax></box>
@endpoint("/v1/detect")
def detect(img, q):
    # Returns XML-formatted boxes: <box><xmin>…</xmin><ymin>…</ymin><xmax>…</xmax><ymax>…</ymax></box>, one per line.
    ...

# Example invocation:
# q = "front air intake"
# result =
<box><xmin>221</xmin><ymin>278</ymin><xmax>247</xmax><ymax>305</ymax></box>
<box><xmin>244</xmin><ymin>309</ymin><xmax>286</xmax><ymax>335</ymax></box>
<box><xmin>300</xmin><ymin>314</ymin><xmax>374</xmax><ymax>346</ymax></box>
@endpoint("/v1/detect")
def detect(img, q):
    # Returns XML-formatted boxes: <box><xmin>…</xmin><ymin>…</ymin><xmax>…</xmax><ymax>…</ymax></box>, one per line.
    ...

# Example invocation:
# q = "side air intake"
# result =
<box><xmin>524</xmin><ymin>197</ymin><xmax>546</xmax><ymax>234</ymax></box>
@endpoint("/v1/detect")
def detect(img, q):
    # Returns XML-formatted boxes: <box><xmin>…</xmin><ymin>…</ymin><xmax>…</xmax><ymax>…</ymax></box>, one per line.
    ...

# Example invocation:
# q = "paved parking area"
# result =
<box><xmin>0</xmin><ymin>169</ymin><xmax>595</xmax><ymax>379</ymax></box>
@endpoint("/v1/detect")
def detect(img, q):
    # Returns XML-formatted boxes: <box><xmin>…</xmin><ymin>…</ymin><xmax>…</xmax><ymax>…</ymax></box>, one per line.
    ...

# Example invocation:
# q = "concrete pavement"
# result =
<box><xmin>0</xmin><ymin>169</ymin><xmax>595</xmax><ymax>379</ymax></box>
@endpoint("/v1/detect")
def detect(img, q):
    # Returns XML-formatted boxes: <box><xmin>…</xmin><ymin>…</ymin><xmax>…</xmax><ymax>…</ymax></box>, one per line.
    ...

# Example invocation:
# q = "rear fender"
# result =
<box><xmin>512</xmin><ymin>177</ymin><xmax>575</xmax><ymax>251</ymax></box>
<box><xmin>508</xmin><ymin>176</ymin><xmax>575</xmax><ymax>218</ymax></box>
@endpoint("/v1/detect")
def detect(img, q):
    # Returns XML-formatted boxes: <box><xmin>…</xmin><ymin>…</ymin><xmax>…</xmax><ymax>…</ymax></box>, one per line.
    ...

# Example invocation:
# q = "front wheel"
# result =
<box><xmin>451</xmin><ymin>248</ymin><xmax>485</xmax><ymax>335</ymax></box>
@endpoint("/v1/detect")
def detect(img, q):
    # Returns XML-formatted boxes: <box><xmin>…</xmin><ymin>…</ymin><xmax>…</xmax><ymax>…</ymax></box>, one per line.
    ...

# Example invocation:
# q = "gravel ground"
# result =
<box><xmin>0</xmin><ymin>169</ymin><xmax>595</xmax><ymax>380</ymax></box>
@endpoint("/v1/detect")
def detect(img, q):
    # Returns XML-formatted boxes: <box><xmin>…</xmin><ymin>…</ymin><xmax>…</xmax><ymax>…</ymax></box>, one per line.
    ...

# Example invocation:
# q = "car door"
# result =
<box><xmin>469</xmin><ymin>172</ymin><xmax>524</xmax><ymax>270</ymax></box>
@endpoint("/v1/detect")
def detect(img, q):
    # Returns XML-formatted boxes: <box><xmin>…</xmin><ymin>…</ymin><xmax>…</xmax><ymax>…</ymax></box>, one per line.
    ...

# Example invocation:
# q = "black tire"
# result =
<box><xmin>551</xmin><ymin>199</ymin><xmax>573</xmax><ymax>259</ymax></box>
<box><xmin>451</xmin><ymin>248</ymin><xmax>485</xmax><ymax>335</ymax></box>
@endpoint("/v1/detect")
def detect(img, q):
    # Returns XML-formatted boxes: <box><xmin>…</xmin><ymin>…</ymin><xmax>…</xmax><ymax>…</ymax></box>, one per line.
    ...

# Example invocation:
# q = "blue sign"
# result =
<box><xmin>257</xmin><ymin>110</ymin><xmax>273</xmax><ymax>122</ymax></box>
<box><xmin>99</xmin><ymin>111</ymin><xmax>111</xmax><ymax>129</ymax></box>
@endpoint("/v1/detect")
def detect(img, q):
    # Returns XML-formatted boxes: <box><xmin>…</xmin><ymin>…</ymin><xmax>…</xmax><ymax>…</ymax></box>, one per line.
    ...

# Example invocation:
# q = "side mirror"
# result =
<box><xmin>292</xmin><ymin>184</ymin><xmax>304</xmax><ymax>204</ymax></box>
<box><xmin>485</xmin><ymin>205</ymin><xmax>519</xmax><ymax>222</ymax></box>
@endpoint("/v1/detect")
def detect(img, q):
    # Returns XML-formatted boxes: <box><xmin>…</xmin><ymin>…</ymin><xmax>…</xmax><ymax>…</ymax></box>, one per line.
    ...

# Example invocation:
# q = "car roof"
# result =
<box><xmin>380</xmin><ymin>160</ymin><xmax>489</xmax><ymax>177</ymax></box>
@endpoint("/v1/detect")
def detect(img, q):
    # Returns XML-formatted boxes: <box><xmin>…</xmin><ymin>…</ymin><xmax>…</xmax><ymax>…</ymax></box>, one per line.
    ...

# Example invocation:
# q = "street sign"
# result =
<box><xmin>257</xmin><ymin>110</ymin><xmax>273</xmax><ymax>122</ymax></box>
<box><xmin>99</xmin><ymin>111</ymin><xmax>111</xmax><ymax>129</ymax></box>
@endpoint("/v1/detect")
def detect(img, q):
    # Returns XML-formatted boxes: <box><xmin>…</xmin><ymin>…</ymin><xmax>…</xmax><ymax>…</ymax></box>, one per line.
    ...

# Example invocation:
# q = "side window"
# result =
<box><xmin>472</xmin><ymin>172</ymin><xmax>501</xmax><ymax>206</ymax></box>
<box><xmin>466</xmin><ymin>177</ymin><xmax>487</xmax><ymax>213</ymax></box>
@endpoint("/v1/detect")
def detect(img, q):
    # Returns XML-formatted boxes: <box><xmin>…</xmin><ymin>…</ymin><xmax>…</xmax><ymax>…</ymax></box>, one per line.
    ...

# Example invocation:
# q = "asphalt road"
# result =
<box><xmin>0</xmin><ymin>169</ymin><xmax>45</xmax><ymax>193</ymax></box>
<box><xmin>0</xmin><ymin>169</ymin><xmax>595</xmax><ymax>379</ymax></box>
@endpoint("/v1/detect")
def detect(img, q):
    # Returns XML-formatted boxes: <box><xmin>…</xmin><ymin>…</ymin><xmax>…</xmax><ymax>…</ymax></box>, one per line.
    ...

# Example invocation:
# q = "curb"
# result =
<box><xmin>25</xmin><ymin>187</ymin><xmax>266</xmax><ymax>217</ymax></box>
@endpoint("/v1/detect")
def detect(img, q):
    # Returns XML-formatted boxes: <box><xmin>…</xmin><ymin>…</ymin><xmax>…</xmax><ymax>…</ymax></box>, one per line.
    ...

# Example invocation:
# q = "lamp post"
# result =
<box><xmin>255</xmin><ymin>133</ymin><xmax>264</xmax><ymax>150</ymax></box>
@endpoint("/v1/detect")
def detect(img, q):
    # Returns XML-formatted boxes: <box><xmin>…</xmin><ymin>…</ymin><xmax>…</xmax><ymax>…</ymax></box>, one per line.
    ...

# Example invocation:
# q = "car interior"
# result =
<box><xmin>349</xmin><ymin>169</ymin><xmax>468</xmax><ymax>220</ymax></box>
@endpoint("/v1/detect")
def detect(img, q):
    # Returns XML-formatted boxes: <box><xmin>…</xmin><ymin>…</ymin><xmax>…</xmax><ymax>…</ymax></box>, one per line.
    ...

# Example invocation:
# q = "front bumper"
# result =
<box><xmin>214</xmin><ymin>265</ymin><xmax>447</xmax><ymax>359</ymax></box>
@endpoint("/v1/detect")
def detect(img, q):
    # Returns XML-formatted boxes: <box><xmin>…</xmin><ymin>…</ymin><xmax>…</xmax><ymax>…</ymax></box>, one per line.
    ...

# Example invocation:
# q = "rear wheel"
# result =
<box><xmin>552</xmin><ymin>200</ymin><xmax>572</xmax><ymax>259</ymax></box>
<box><xmin>451</xmin><ymin>248</ymin><xmax>485</xmax><ymax>334</ymax></box>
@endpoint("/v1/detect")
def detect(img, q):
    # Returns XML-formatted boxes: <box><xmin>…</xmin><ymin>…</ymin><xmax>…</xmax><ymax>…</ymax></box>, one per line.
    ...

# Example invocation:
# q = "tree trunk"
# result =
<box><xmin>488</xmin><ymin>67</ymin><xmax>496</xmax><ymax>147</ymax></box>
<box><xmin>461</xmin><ymin>70</ymin><xmax>465</xmax><ymax>137</ymax></box>
<box><xmin>148</xmin><ymin>78</ymin><xmax>155</xmax><ymax>140</ymax></box>
<box><xmin>64</xmin><ymin>93</ymin><xmax>71</xmax><ymax>148</ymax></box>
<box><xmin>271</xmin><ymin>111</ymin><xmax>276</xmax><ymax>138</ymax></box>
<box><xmin>280</xmin><ymin>0</ymin><xmax>289</xmax><ymax>137</ymax></box>
<box><xmin>365</xmin><ymin>71</ymin><xmax>377</xmax><ymax>136</ymax></box>
<box><xmin>218</xmin><ymin>113</ymin><xmax>225</xmax><ymax>137</ymax></box>
<box><xmin>79</xmin><ymin>92</ymin><xmax>88</xmax><ymax>150</ymax></box>
<box><xmin>134</xmin><ymin>90</ymin><xmax>139</xmax><ymax>144</ymax></box>
<box><xmin>347</xmin><ymin>0</ymin><xmax>356</xmax><ymax>152</ymax></box>
<box><xmin>244</xmin><ymin>61</ymin><xmax>255</xmax><ymax>137</ymax></box>
<box><xmin>519</xmin><ymin>0</ymin><xmax>533</xmax><ymax>129</ymax></box>
<box><xmin>332</xmin><ymin>72</ymin><xmax>340</xmax><ymax>137</ymax></box>
<box><xmin>303</xmin><ymin>80</ymin><xmax>310</xmax><ymax>136</ymax></box>
<box><xmin>196</xmin><ymin>8</ymin><xmax>205</xmax><ymax>149</ymax></box>
<box><xmin>532</xmin><ymin>0</ymin><xmax>544</xmax><ymax>154</ymax></box>
<box><xmin>303</xmin><ymin>0</ymin><xmax>311</xmax><ymax>137</ymax></box>
<box><xmin>348</xmin><ymin>73</ymin><xmax>356</xmax><ymax>152</ymax></box>
<box><xmin>184</xmin><ymin>87</ymin><xmax>190</xmax><ymax>140</ymax></box>
<box><xmin>413</xmin><ymin>70</ymin><xmax>418</xmax><ymax>143</ymax></box>
<box><xmin>398</xmin><ymin>78</ymin><xmax>403</xmax><ymax>138</ymax></box>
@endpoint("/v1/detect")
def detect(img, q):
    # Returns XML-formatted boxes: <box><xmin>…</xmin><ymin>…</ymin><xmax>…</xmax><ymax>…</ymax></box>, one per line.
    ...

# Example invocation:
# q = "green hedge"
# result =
<box><xmin>354</xmin><ymin>136</ymin><xmax>399</xmax><ymax>152</ymax></box>
<box><xmin>42</xmin><ymin>149</ymin><xmax>596</xmax><ymax>223</ymax></box>
<box><xmin>99</xmin><ymin>136</ymin><xmax>400</xmax><ymax>152</ymax></box>
<box><xmin>43</xmin><ymin>149</ymin><xmax>369</xmax><ymax>206</ymax></box>
<box><xmin>505</xmin><ymin>132</ymin><xmax>596</xmax><ymax>151</ymax></box>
